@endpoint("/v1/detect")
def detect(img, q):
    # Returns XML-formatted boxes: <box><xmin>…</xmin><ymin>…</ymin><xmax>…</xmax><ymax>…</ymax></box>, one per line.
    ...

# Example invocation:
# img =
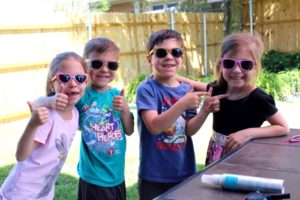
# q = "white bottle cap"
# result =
<box><xmin>201</xmin><ymin>174</ymin><xmax>220</xmax><ymax>186</ymax></box>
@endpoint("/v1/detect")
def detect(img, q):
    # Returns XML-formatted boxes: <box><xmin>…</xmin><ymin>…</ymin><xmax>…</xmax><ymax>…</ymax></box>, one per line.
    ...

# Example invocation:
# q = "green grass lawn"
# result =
<box><xmin>1</xmin><ymin>101</ymin><xmax>298</xmax><ymax>199</ymax></box>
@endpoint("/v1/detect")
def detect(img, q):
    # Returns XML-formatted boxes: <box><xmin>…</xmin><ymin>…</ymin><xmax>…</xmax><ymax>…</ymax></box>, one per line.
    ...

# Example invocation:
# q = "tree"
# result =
<box><xmin>223</xmin><ymin>0</ymin><xmax>242</xmax><ymax>35</ymax></box>
<box><xmin>180</xmin><ymin>0</ymin><xmax>223</xmax><ymax>12</ymax></box>
<box><xmin>89</xmin><ymin>0</ymin><xmax>110</xmax><ymax>12</ymax></box>
<box><xmin>51</xmin><ymin>0</ymin><xmax>110</xmax><ymax>13</ymax></box>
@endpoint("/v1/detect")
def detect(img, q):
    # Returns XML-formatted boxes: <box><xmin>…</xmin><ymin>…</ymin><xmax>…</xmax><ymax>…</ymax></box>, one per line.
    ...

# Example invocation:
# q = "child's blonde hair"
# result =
<box><xmin>46</xmin><ymin>52</ymin><xmax>87</xmax><ymax>96</ymax></box>
<box><xmin>215</xmin><ymin>32</ymin><xmax>264</xmax><ymax>87</ymax></box>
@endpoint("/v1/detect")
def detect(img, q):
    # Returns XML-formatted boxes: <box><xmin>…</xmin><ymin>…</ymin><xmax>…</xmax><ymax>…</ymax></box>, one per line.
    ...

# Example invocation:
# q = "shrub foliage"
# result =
<box><xmin>262</xmin><ymin>50</ymin><xmax>300</xmax><ymax>72</ymax></box>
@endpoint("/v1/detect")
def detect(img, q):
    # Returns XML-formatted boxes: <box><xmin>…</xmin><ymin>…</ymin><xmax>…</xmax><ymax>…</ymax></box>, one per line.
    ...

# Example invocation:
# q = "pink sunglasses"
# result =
<box><xmin>51</xmin><ymin>72</ymin><xmax>88</xmax><ymax>85</ymax></box>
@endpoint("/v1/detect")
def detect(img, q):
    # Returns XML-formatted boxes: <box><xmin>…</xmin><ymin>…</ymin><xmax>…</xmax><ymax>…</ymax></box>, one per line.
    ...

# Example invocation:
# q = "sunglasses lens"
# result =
<box><xmin>155</xmin><ymin>49</ymin><xmax>168</xmax><ymax>58</ymax></box>
<box><xmin>91</xmin><ymin>60</ymin><xmax>103</xmax><ymax>69</ymax></box>
<box><xmin>75</xmin><ymin>74</ymin><xmax>87</xmax><ymax>83</ymax></box>
<box><xmin>222</xmin><ymin>59</ymin><xmax>236</xmax><ymax>69</ymax></box>
<box><xmin>58</xmin><ymin>74</ymin><xmax>71</xmax><ymax>83</ymax></box>
<box><xmin>91</xmin><ymin>60</ymin><xmax>118</xmax><ymax>70</ymax></box>
<box><xmin>171</xmin><ymin>48</ymin><xmax>183</xmax><ymax>58</ymax></box>
<box><xmin>241</xmin><ymin>60</ymin><xmax>254</xmax><ymax>70</ymax></box>
<box><xmin>107</xmin><ymin>62</ymin><xmax>119</xmax><ymax>70</ymax></box>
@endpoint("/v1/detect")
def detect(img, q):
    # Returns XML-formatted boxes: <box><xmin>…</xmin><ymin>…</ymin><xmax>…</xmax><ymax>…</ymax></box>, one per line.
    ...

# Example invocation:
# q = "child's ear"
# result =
<box><xmin>146</xmin><ymin>54</ymin><xmax>152</xmax><ymax>64</ymax></box>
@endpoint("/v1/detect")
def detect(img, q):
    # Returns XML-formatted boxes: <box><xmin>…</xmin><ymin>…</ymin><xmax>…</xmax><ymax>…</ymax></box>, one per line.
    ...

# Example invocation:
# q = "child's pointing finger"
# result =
<box><xmin>215</xmin><ymin>93</ymin><xmax>229</xmax><ymax>100</ymax></box>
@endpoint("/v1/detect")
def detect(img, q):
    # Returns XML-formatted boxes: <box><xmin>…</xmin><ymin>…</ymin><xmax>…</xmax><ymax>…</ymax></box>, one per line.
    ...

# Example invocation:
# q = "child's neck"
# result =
<box><xmin>56</xmin><ymin>106</ymin><xmax>73</xmax><ymax>121</ymax></box>
<box><xmin>154</xmin><ymin>76</ymin><xmax>180</xmax><ymax>87</ymax></box>
<box><xmin>227</xmin><ymin>85</ymin><xmax>256</xmax><ymax>100</ymax></box>
<box><xmin>90</xmin><ymin>84</ymin><xmax>109</xmax><ymax>93</ymax></box>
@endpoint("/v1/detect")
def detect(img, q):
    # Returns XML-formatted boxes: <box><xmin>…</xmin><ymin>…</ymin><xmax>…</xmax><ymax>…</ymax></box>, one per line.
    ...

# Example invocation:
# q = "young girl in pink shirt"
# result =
<box><xmin>0</xmin><ymin>52</ymin><xmax>88</xmax><ymax>200</ymax></box>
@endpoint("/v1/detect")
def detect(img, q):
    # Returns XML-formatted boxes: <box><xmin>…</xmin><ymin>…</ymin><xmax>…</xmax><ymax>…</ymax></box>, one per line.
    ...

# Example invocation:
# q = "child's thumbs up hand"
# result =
<box><xmin>113</xmin><ymin>88</ymin><xmax>128</xmax><ymax>112</ymax></box>
<box><xmin>27</xmin><ymin>101</ymin><xmax>35</xmax><ymax>113</ymax></box>
<box><xmin>27</xmin><ymin>101</ymin><xmax>48</xmax><ymax>126</ymax></box>
<box><xmin>50</xmin><ymin>84</ymin><xmax>68</xmax><ymax>111</ymax></box>
<box><xmin>120</xmin><ymin>88</ymin><xmax>125</xmax><ymax>97</ymax></box>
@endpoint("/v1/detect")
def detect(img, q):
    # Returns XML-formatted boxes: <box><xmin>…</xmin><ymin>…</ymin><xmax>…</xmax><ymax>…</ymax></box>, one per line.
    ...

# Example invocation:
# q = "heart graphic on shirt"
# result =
<box><xmin>108</xmin><ymin>148</ymin><xmax>115</xmax><ymax>155</ymax></box>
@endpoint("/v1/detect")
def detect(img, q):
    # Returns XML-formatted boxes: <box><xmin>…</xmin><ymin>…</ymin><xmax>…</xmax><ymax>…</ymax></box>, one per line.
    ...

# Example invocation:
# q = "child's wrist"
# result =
<box><xmin>28</xmin><ymin>117</ymin><xmax>39</xmax><ymax>128</ymax></box>
<box><xmin>200</xmin><ymin>106</ymin><xmax>210</xmax><ymax>115</ymax></box>
<box><xmin>121</xmin><ymin>106</ymin><xmax>130</xmax><ymax>115</ymax></box>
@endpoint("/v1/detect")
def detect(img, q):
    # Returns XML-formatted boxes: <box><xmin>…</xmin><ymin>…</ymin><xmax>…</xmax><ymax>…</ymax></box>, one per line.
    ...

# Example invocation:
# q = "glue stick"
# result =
<box><xmin>201</xmin><ymin>173</ymin><xmax>284</xmax><ymax>193</ymax></box>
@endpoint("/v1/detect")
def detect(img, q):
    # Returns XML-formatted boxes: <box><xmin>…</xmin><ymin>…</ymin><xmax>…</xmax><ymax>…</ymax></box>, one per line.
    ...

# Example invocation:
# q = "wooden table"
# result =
<box><xmin>155</xmin><ymin>129</ymin><xmax>300</xmax><ymax>200</ymax></box>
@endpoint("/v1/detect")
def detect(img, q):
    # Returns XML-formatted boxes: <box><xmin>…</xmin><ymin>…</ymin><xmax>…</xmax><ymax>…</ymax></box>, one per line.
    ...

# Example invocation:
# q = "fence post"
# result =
<box><xmin>168</xmin><ymin>7</ymin><xmax>176</xmax><ymax>30</ymax></box>
<box><xmin>249</xmin><ymin>0</ymin><xmax>253</xmax><ymax>35</ymax></box>
<box><xmin>203</xmin><ymin>12</ymin><xmax>208</xmax><ymax>77</ymax></box>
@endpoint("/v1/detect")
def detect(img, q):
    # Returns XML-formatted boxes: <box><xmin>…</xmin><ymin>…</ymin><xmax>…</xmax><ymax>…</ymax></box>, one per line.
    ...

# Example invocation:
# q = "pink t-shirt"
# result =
<box><xmin>0</xmin><ymin>108</ymin><xmax>78</xmax><ymax>200</ymax></box>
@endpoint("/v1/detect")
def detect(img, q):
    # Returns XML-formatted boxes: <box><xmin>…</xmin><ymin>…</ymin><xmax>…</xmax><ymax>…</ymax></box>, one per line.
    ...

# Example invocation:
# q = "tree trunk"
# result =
<box><xmin>224</xmin><ymin>0</ymin><xmax>242</xmax><ymax>36</ymax></box>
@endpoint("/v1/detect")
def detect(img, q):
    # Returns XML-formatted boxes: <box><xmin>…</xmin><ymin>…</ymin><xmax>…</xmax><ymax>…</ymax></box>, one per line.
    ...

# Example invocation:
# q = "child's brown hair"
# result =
<box><xmin>83</xmin><ymin>37</ymin><xmax>120</xmax><ymax>59</ymax></box>
<box><xmin>146</xmin><ymin>29</ymin><xmax>183</xmax><ymax>53</ymax></box>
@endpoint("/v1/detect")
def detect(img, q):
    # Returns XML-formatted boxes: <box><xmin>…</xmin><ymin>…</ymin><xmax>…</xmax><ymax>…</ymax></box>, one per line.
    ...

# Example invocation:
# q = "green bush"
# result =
<box><xmin>126</xmin><ymin>73</ymin><xmax>149</xmax><ymax>103</ymax></box>
<box><xmin>262</xmin><ymin>50</ymin><xmax>300</xmax><ymax>72</ymax></box>
<box><xmin>276</xmin><ymin>70</ymin><xmax>300</xmax><ymax>96</ymax></box>
<box><xmin>257</xmin><ymin>69</ymin><xmax>300</xmax><ymax>100</ymax></box>
<box><xmin>257</xmin><ymin>69</ymin><xmax>284</xmax><ymax>100</ymax></box>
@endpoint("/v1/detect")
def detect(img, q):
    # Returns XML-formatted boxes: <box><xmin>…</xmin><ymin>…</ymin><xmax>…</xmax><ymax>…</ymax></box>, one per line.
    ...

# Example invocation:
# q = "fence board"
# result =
<box><xmin>243</xmin><ymin>0</ymin><xmax>300</xmax><ymax>51</ymax></box>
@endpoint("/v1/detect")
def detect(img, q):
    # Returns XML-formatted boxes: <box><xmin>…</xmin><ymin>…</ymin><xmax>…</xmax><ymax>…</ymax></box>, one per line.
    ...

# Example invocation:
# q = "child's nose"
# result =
<box><xmin>165</xmin><ymin>51</ymin><xmax>174</xmax><ymax>59</ymax></box>
<box><xmin>233</xmin><ymin>63</ymin><xmax>243</xmax><ymax>72</ymax></box>
<box><xmin>100</xmin><ymin>64</ymin><xmax>110</xmax><ymax>71</ymax></box>
<box><xmin>68</xmin><ymin>78</ymin><xmax>78</xmax><ymax>86</ymax></box>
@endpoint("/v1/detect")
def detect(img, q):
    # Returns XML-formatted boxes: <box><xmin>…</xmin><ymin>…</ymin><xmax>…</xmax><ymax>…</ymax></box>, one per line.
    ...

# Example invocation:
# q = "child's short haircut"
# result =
<box><xmin>146</xmin><ymin>29</ymin><xmax>183</xmax><ymax>53</ymax></box>
<box><xmin>83</xmin><ymin>37</ymin><xmax>120</xmax><ymax>59</ymax></box>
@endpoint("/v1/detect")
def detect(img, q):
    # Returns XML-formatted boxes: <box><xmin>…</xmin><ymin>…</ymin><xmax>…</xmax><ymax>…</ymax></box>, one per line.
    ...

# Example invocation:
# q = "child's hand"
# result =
<box><xmin>113</xmin><ymin>89</ymin><xmax>128</xmax><ymax>112</ymax></box>
<box><xmin>180</xmin><ymin>86</ymin><xmax>209</xmax><ymax>110</ymax></box>
<box><xmin>50</xmin><ymin>85</ymin><xmax>68</xmax><ymax>111</ymax></box>
<box><xmin>202</xmin><ymin>88</ymin><xmax>228</xmax><ymax>113</ymax></box>
<box><xmin>225</xmin><ymin>130</ymin><xmax>251</xmax><ymax>152</ymax></box>
<box><xmin>27</xmin><ymin>101</ymin><xmax>48</xmax><ymax>126</ymax></box>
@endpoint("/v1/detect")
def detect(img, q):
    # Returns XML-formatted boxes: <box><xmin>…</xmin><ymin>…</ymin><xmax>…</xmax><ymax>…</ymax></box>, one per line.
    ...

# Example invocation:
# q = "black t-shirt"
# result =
<box><xmin>208</xmin><ymin>83</ymin><xmax>278</xmax><ymax>135</ymax></box>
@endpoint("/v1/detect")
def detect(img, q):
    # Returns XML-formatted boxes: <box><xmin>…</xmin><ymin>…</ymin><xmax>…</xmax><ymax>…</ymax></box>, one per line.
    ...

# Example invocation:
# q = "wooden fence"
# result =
<box><xmin>242</xmin><ymin>0</ymin><xmax>300</xmax><ymax>51</ymax></box>
<box><xmin>0</xmin><ymin>12</ymin><xmax>224</xmax><ymax>123</ymax></box>
<box><xmin>1</xmin><ymin>0</ymin><xmax>300</xmax><ymax>124</ymax></box>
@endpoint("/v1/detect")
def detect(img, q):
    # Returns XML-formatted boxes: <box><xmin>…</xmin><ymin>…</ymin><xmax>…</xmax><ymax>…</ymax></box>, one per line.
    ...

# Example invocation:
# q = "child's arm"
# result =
<box><xmin>141</xmin><ymin>90</ymin><xmax>209</xmax><ymax>135</ymax></box>
<box><xmin>185</xmin><ymin>88</ymin><xmax>229</xmax><ymax>136</ymax></box>
<box><xmin>15</xmin><ymin>102</ymin><xmax>48</xmax><ymax>162</ymax></box>
<box><xmin>176</xmin><ymin>75</ymin><xmax>208</xmax><ymax>91</ymax></box>
<box><xmin>33</xmin><ymin>87</ymin><xmax>68</xmax><ymax>110</ymax></box>
<box><xmin>113</xmin><ymin>89</ymin><xmax>134</xmax><ymax>136</ymax></box>
<box><xmin>225</xmin><ymin>112</ymin><xmax>290</xmax><ymax>152</ymax></box>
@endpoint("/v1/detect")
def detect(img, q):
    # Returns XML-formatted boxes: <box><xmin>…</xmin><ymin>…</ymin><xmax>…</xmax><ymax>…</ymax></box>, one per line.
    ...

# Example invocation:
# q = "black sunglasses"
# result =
<box><xmin>52</xmin><ymin>72</ymin><xmax>88</xmax><ymax>85</ymax></box>
<box><xmin>150</xmin><ymin>48</ymin><xmax>183</xmax><ymax>58</ymax></box>
<box><xmin>220</xmin><ymin>58</ymin><xmax>255</xmax><ymax>71</ymax></box>
<box><xmin>90</xmin><ymin>59</ymin><xmax>119</xmax><ymax>71</ymax></box>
